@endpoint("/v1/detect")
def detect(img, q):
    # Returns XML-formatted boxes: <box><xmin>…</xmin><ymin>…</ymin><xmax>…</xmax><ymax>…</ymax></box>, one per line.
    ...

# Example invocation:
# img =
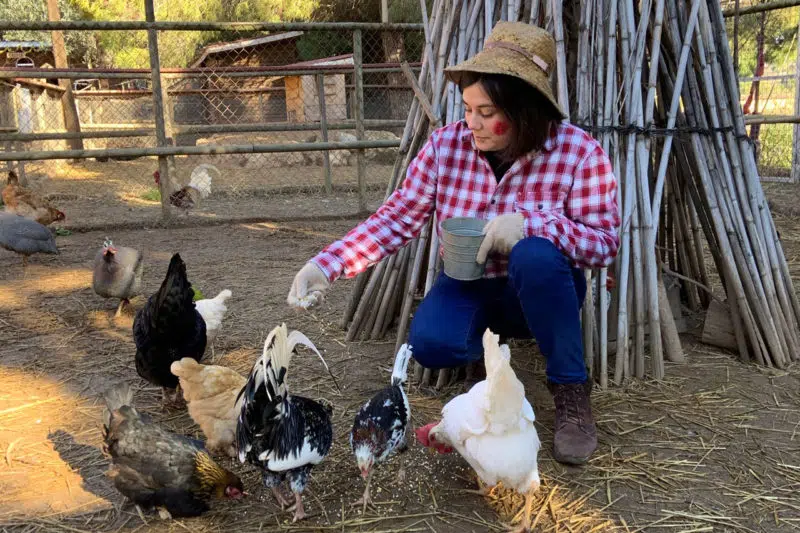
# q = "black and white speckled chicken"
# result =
<box><xmin>236</xmin><ymin>323</ymin><xmax>334</xmax><ymax>523</ymax></box>
<box><xmin>102</xmin><ymin>382</ymin><xmax>244</xmax><ymax>518</ymax></box>
<box><xmin>349</xmin><ymin>343</ymin><xmax>412</xmax><ymax>510</ymax></box>
<box><xmin>133</xmin><ymin>253</ymin><xmax>206</xmax><ymax>407</ymax></box>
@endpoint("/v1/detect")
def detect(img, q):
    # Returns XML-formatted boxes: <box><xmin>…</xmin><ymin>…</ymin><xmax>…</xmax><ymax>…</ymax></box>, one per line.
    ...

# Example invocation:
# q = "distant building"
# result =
<box><xmin>0</xmin><ymin>41</ymin><xmax>54</xmax><ymax>69</ymax></box>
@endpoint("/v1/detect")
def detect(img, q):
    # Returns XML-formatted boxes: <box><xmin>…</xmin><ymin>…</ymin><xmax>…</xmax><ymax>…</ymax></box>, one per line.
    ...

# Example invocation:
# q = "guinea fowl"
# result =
<box><xmin>133</xmin><ymin>253</ymin><xmax>206</xmax><ymax>407</ymax></box>
<box><xmin>236</xmin><ymin>323</ymin><xmax>334</xmax><ymax>523</ymax></box>
<box><xmin>0</xmin><ymin>212</ymin><xmax>58</xmax><ymax>268</ymax></box>
<box><xmin>102</xmin><ymin>382</ymin><xmax>244</xmax><ymax>518</ymax></box>
<box><xmin>350</xmin><ymin>343</ymin><xmax>412</xmax><ymax>510</ymax></box>
<box><xmin>92</xmin><ymin>238</ymin><xmax>144</xmax><ymax>317</ymax></box>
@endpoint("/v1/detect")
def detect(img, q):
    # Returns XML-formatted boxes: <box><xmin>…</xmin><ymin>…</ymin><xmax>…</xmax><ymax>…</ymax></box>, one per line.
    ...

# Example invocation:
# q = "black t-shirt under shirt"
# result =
<box><xmin>482</xmin><ymin>151</ymin><xmax>511</xmax><ymax>182</ymax></box>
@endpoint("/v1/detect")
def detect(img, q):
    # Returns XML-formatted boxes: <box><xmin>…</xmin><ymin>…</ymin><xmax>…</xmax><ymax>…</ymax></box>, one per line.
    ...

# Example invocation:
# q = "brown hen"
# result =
<box><xmin>2</xmin><ymin>171</ymin><xmax>65</xmax><ymax>226</ymax></box>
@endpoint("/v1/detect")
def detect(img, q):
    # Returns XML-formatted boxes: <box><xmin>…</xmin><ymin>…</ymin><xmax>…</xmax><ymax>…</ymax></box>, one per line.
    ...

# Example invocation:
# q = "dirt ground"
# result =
<box><xmin>0</xmin><ymin>180</ymin><xmax>799</xmax><ymax>532</ymax></box>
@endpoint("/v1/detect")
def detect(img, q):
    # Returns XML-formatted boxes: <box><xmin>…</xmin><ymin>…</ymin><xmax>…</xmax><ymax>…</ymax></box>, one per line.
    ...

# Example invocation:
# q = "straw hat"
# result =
<box><xmin>444</xmin><ymin>21</ymin><xmax>566</xmax><ymax>119</ymax></box>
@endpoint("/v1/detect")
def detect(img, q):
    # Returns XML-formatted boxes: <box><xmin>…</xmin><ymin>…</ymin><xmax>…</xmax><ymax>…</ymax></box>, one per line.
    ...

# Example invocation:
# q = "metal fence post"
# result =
<box><xmin>353</xmin><ymin>29</ymin><xmax>367</xmax><ymax>213</ymax></box>
<box><xmin>145</xmin><ymin>0</ymin><xmax>173</xmax><ymax>221</ymax></box>
<box><xmin>316</xmin><ymin>74</ymin><xmax>332</xmax><ymax>193</ymax></box>
<box><xmin>792</xmin><ymin>17</ymin><xmax>800</xmax><ymax>184</ymax></box>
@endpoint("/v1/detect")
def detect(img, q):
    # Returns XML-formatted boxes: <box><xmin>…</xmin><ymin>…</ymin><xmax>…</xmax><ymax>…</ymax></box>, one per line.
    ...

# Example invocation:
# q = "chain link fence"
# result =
<box><xmin>723</xmin><ymin>1</ymin><xmax>799</xmax><ymax>182</ymax></box>
<box><xmin>0</xmin><ymin>20</ymin><xmax>423</xmax><ymax>228</ymax></box>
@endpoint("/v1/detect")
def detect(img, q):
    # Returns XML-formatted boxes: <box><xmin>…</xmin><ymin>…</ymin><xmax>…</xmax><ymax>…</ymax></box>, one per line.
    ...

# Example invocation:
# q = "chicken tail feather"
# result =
<box><xmin>151</xmin><ymin>253</ymin><xmax>194</xmax><ymax>330</ymax></box>
<box><xmin>187</xmin><ymin>164</ymin><xmax>218</xmax><ymax>198</ymax></box>
<box><xmin>391</xmin><ymin>343</ymin><xmax>413</xmax><ymax>386</ymax></box>
<box><xmin>482</xmin><ymin>328</ymin><xmax>526</xmax><ymax>427</ymax></box>
<box><xmin>102</xmin><ymin>382</ymin><xmax>134</xmax><ymax>428</ymax></box>
<box><xmin>236</xmin><ymin>324</ymin><xmax>292</xmax><ymax>463</ymax></box>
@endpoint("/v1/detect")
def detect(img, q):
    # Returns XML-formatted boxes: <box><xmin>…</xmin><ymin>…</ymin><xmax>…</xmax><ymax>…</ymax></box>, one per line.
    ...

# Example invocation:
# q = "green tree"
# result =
<box><xmin>0</xmin><ymin>0</ymin><xmax>98</xmax><ymax>65</ymax></box>
<box><xmin>67</xmin><ymin>0</ymin><xmax>318</xmax><ymax>68</ymax></box>
<box><xmin>726</xmin><ymin>6</ymin><xmax>800</xmax><ymax>76</ymax></box>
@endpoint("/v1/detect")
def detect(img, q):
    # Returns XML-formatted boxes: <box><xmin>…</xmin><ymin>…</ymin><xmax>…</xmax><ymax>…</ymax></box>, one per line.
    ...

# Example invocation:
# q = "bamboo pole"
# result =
<box><xmin>551</xmin><ymin>0</ymin><xmax>570</xmax><ymax>115</ymax></box>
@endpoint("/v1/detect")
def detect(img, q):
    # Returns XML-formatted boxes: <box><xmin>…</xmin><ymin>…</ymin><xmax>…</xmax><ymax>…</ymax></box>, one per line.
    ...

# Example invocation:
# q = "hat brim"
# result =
<box><xmin>445</xmin><ymin>47</ymin><xmax>567</xmax><ymax>120</ymax></box>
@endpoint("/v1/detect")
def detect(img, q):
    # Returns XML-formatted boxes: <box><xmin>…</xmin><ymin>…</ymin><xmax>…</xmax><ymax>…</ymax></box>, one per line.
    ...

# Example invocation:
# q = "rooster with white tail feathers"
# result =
<box><xmin>349</xmin><ymin>343</ymin><xmax>413</xmax><ymax>511</ymax></box>
<box><xmin>153</xmin><ymin>164</ymin><xmax>219</xmax><ymax>213</ymax></box>
<box><xmin>235</xmin><ymin>323</ymin><xmax>334</xmax><ymax>523</ymax></box>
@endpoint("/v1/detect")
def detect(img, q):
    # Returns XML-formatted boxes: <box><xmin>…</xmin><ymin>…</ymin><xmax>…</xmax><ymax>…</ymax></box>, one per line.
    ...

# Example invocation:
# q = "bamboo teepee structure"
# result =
<box><xmin>340</xmin><ymin>0</ymin><xmax>800</xmax><ymax>387</ymax></box>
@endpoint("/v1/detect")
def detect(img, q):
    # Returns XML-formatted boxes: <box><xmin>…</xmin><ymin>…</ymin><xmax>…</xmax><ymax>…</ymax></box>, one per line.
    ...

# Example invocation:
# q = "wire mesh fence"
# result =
<box><xmin>0</xmin><ymin>19</ymin><xmax>423</xmax><ymax>227</ymax></box>
<box><xmin>723</xmin><ymin>1</ymin><xmax>800</xmax><ymax>182</ymax></box>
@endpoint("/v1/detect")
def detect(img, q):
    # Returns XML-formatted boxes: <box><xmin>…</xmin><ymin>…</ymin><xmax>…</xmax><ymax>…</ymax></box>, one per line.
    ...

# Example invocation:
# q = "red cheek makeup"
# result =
<box><xmin>492</xmin><ymin>121</ymin><xmax>509</xmax><ymax>135</ymax></box>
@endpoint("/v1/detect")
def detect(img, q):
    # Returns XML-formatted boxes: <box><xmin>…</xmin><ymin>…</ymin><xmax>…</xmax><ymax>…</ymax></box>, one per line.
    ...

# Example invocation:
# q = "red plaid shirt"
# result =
<box><xmin>311</xmin><ymin>120</ymin><xmax>620</xmax><ymax>282</ymax></box>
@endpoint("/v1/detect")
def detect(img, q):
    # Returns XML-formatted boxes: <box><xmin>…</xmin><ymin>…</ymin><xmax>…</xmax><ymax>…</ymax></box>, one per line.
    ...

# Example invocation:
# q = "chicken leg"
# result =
<box><xmin>290</xmin><ymin>493</ymin><xmax>306</xmax><ymax>522</ymax></box>
<box><xmin>115</xmin><ymin>298</ymin><xmax>129</xmax><ymax>318</ymax></box>
<box><xmin>270</xmin><ymin>487</ymin><xmax>291</xmax><ymax>509</ymax></box>
<box><xmin>351</xmin><ymin>470</ymin><xmax>373</xmax><ymax>512</ymax></box>
<box><xmin>509</xmin><ymin>484</ymin><xmax>537</xmax><ymax>533</ymax></box>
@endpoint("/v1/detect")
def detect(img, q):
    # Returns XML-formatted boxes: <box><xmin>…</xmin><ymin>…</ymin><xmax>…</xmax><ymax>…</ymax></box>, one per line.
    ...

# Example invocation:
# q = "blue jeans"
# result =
<box><xmin>408</xmin><ymin>237</ymin><xmax>588</xmax><ymax>384</ymax></box>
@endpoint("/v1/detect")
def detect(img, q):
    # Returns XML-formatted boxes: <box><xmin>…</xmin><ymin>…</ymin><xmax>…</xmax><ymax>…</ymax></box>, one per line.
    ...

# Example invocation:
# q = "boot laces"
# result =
<box><xmin>555</xmin><ymin>384</ymin><xmax>586</xmax><ymax>428</ymax></box>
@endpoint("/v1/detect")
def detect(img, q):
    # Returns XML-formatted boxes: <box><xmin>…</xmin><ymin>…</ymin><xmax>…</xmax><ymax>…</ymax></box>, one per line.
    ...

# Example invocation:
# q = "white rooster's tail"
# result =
<box><xmin>483</xmin><ymin>328</ymin><xmax>527</xmax><ymax>429</ymax></box>
<box><xmin>390</xmin><ymin>343</ymin><xmax>413</xmax><ymax>386</ymax></box>
<box><xmin>187</xmin><ymin>164</ymin><xmax>219</xmax><ymax>199</ymax></box>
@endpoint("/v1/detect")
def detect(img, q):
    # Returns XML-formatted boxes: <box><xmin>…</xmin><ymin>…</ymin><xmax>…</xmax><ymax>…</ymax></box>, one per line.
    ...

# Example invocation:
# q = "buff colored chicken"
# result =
<box><xmin>2</xmin><ymin>171</ymin><xmax>65</xmax><ymax>226</ymax></box>
<box><xmin>415</xmin><ymin>328</ymin><xmax>541</xmax><ymax>533</ymax></box>
<box><xmin>170</xmin><ymin>358</ymin><xmax>246</xmax><ymax>457</ymax></box>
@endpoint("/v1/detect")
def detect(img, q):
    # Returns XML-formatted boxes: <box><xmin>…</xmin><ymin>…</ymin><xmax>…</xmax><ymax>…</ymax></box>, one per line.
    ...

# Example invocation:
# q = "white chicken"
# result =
<box><xmin>194</xmin><ymin>289</ymin><xmax>232</xmax><ymax>357</ymax></box>
<box><xmin>415</xmin><ymin>328</ymin><xmax>541</xmax><ymax>533</ymax></box>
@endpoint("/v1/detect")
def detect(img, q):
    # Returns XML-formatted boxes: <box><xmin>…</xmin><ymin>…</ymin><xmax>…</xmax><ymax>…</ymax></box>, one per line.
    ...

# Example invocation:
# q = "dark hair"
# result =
<box><xmin>458</xmin><ymin>72</ymin><xmax>562</xmax><ymax>162</ymax></box>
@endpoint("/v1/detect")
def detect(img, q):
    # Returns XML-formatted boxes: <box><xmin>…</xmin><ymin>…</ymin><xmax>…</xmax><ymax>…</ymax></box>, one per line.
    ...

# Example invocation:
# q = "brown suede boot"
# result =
<box><xmin>547</xmin><ymin>380</ymin><xmax>597</xmax><ymax>465</ymax></box>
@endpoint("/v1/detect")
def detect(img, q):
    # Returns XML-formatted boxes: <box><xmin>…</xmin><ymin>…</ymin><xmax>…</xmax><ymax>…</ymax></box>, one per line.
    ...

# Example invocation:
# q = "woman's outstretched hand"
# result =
<box><xmin>287</xmin><ymin>262</ymin><xmax>331</xmax><ymax>310</ymax></box>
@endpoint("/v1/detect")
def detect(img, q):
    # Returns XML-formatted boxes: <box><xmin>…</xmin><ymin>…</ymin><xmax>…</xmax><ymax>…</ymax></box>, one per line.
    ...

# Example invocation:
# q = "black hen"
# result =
<box><xmin>236</xmin><ymin>323</ymin><xmax>333</xmax><ymax>523</ymax></box>
<box><xmin>133</xmin><ymin>253</ymin><xmax>206</xmax><ymax>406</ymax></box>
<box><xmin>350</xmin><ymin>343</ymin><xmax>412</xmax><ymax>509</ymax></box>
<box><xmin>102</xmin><ymin>383</ymin><xmax>244</xmax><ymax>518</ymax></box>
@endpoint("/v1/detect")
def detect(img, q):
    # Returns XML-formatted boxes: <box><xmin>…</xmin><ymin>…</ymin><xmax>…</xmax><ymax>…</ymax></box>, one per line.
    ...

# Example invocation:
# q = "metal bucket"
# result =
<box><xmin>440</xmin><ymin>217</ymin><xmax>487</xmax><ymax>281</ymax></box>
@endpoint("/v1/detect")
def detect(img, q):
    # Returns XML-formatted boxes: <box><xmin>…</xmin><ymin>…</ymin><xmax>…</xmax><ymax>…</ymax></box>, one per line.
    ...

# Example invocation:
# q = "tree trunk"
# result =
<box><xmin>382</xmin><ymin>30</ymin><xmax>408</xmax><ymax>121</ymax></box>
<box><xmin>46</xmin><ymin>0</ymin><xmax>83</xmax><ymax>151</ymax></box>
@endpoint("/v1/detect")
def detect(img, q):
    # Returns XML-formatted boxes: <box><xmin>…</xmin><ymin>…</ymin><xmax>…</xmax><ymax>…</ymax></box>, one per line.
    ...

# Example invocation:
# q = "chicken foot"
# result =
<box><xmin>270</xmin><ymin>486</ymin><xmax>291</xmax><ymax>509</ymax></box>
<box><xmin>507</xmin><ymin>485</ymin><xmax>537</xmax><ymax>533</ymax></box>
<box><xmin>160</xmin><ymin>385</ymin><xmax>186</xmax><ymax>410</ymax></box>
<box><xmin>351</xmin><ymin>471</ymin><xmax>373</xmax><ymax>512</ymax></box>
<box><xmin>288</xmin><ymin>493</ymin><xmax>306</xmax><ymax>522</ymax></box>
<box><xmin>114</xmin><ymin>298</ymin><xmax>129</xmax><ymax>318</ymax></box>
<box><xmin>461</xmin><ymin>485</ymin><xmax>492</xmax><ymax>497</ymax></box>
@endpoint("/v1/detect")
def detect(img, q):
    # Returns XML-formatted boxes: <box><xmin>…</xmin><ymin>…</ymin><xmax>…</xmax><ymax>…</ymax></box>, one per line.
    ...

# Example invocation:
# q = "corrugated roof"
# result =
<box><xmin>191</xmin><ymin>31</ymin><xmax>305</xmax><ymax>67</ymax></box>
<box><xmin>0</xmin><ymin>41</ymin><xmax>52</xmax><ymax>50</ymax></box>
